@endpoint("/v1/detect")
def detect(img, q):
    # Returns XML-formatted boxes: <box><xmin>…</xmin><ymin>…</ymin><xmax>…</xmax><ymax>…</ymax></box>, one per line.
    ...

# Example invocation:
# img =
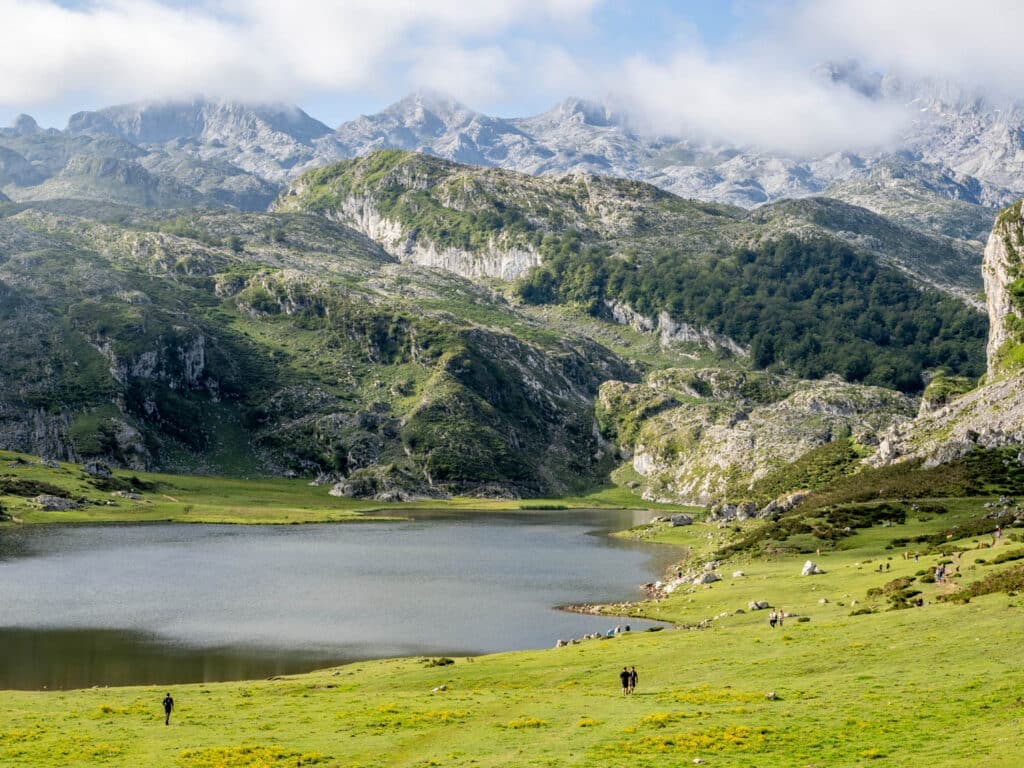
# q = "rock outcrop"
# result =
<box><xmin>870</xmin><ymin>200</ymin><xmax>1024</xmax><ymax>466</ymax></box>
<box><xmin>598</xmin><ymin>368</ymin><xmax>915</xmax><ymax>505</ymax></box>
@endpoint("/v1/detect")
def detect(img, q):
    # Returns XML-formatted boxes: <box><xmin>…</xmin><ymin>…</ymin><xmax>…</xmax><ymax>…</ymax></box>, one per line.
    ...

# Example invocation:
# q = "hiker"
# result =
<box><xmin>935</xmin><ymin>566</ymin><xmax>944</xmax><ymax>583</ymax></box>
<box><xmin>619</xmin><ymin>667</ymin><xmax>631</xmax><ymax>696</ymax></box>
<box><xmin>162</xmin><ymin>693</ymin><xmax>174</xmax><ymax>726</ymax></box>
<box><xmin>768</xmin><ymin>611</ymin><xmax>777</xmax><ymax>629</ymax></box>
<box><xmin>629</xmin><ymin>666</ymin><xmax>638</xmax><ymax>694</ymax></box>
<box><xmin>886</xmin><ymin>562</ymin><xmax>891</xmax><ymax>571</ymax></box>
<box><xmin>777</xmin><ymin>610</ymin><xmax>785</xmax><ymax>628</ymax></box>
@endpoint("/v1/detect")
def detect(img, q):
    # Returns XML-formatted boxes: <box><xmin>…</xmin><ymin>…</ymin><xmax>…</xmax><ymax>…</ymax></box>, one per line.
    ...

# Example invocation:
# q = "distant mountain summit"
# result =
<box><xmin>67</xmin><ymin>98</ymin><xmax>332</xmax><ymax>145</ymax></box>
<box><xmin>3</xmin><ymin>70</ymin><xmax>1024</xmax><ymax>228</ymax></box>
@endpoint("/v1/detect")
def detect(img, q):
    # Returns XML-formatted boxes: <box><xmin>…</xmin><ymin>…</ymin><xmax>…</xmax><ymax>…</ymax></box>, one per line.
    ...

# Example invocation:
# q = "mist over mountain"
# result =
<box><xmin>3</xmin><ymin>69</ymin><xmax>1022</xmax><ymax>227</ymax></box>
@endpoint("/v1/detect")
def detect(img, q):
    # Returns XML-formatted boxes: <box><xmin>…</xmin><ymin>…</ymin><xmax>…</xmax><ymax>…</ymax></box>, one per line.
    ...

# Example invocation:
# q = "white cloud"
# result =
<box><xmin>792</xmin><ymin>0</ymin><xmax>1024</xmax><ymax>97</ymax></box>
<box><xmin>609</xmin><ymin>49</ymin><xmax>909</xmax><ymax>154</ymax></box>
<box><xmin>0</xmin><ymin>0</ymin><xmax>600</xmax><ymax>106</ymax></box>
<box><xmin>1</xmin><ymin>0</ymin><xmax>1021</xmax><ymax>156</ymax></box>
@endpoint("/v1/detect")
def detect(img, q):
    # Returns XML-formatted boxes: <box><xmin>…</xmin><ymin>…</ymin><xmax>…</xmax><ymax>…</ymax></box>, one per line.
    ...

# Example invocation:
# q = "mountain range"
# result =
<box><xmin>4</xmin><ymin>71</ymin><xmax>1023</xmax><ymax>227</ymax></box>
<box><xmin>1</xmin><ymin>74</ymin><xmax>1023</xmax><ymax>503</ymax></box>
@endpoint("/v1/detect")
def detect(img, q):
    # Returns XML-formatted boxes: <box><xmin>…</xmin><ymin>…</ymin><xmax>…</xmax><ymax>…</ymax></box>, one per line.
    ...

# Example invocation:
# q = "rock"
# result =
<box><xmin>555</xmin><ymin>639</ymin><xmax>567</xmax><ymax>648</ymax></box>
<box><xmin>759</xmin><ymin>491</ymin><xmax>809</xmax><ymax>519</ymax></box>
<box><xmin>113</xmin><ymin>491</ymin><xmax>142</xmax><ymax>500</ymax></box>
<box><xmin>431</xmin><ymin>685</ymin><xmax>447</xmax><ymax>692</ymax></box>
<box><xmin>765</xmin><ymin>691</ymin><xmax>778</xmax><ymax>700</ymax></box>
<box><xmin>818</xmin><ymin>597</ymin><xmax>829</xmax><ymax>604</ymax></box>
<box><xmin>748</xmin><ymin>601</ymin><xmax>770</xmax><ymax>611</ymax></box>
<box><xmin>670</xmin><ymin>513</ymin><xmax>693</xmax><ymax>526</ymax></box>
<box><xmin>692</xmin><ymin>572</ymin><xmax>720</xmax><ymax>585</ymax></box>
<box><xmin>732</xmin><ymin>570</ymin><xmax>746</xmax><ymax>578</ymax></box>
<box><xmin>33</xmin><ymin>494</ymin><xmax>79</xmax><ymax>511</ymax></box>
<box><xmin>801</xmin><ymin>560</ymin><xmax>824</xmax><ymax>576</ymax></box>
<box><xmin>82</xmin><ymin>460</ymin><xmax>112</xmax><ymax>478</ymax></box>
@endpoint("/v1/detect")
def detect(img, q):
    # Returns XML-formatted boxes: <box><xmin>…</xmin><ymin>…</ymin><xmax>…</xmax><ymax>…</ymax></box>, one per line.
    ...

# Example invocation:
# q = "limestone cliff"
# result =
<box><xmin>984</xmin><ymin>200</ymin><xmax>1024</xmax><ymax>375</ymax></box>
<box><xmin>870</xmin><ymin>200</ymin><xmax>1024</xmax><ymax>466</ymax></box>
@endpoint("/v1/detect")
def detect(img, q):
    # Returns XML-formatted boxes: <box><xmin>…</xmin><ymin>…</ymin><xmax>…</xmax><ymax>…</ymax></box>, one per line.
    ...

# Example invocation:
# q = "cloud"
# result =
<box><xmin>0</xmin><ymin>0</ymin><xmax>600</xmax><ymax>107</ymax></box>
<box><xmin>792</xmin><ymin>0</ymin><xmax>1024</xmax><ymax>98</ymax></box>
<box><xmin>608</xmin><ymin>48</ymin><xmax>909</xmax><ymax>154</ymax></box>
<box><xmin>1</xmin><ymin>0</ymin><xmax>1021</xmax><ymax>156</ymax></box>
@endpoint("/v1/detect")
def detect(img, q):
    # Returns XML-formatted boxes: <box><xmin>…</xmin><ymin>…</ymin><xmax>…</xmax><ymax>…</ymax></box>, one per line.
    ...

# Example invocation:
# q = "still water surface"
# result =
<box><xmin>0</xmin><ymin>509</ymin><xmax>677</xmax><ymax>689</ymax></box>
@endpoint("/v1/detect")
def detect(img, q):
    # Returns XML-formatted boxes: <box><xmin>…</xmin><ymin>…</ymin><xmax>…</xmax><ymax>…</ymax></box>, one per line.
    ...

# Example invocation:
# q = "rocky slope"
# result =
<box><xmin>869</xmin><ymin>200</ymin><xmax>1024</xmax><ymax>467</ymax></box>
<box><xmin>0</xmin><ymin>202</ymin><xmax>644</xmax><ymax>498</ymax></box>
<box><xmin>598</xmin><ymin>368</ymin><xmax>915</xmax><ymax>505</ymax></box>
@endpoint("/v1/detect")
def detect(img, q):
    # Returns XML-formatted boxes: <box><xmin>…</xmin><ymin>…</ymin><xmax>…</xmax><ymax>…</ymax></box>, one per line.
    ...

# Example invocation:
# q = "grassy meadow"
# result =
<box><xmin>2</xmin><ymin>451</ymin><xmax>1023</xmax><ymax>766</ymax></box>
<box><xmin>0</xmin><ymin>450</ymin><xmax>688</xmax><ymax>525</ymax></box>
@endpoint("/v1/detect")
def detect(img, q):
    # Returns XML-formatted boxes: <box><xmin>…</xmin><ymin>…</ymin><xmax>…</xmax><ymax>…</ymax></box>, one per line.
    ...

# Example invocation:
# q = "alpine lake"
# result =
<box><xmin>0</xmin><ymin>509</ymin><xmax>678</xmax><ymax>689</ymax></box>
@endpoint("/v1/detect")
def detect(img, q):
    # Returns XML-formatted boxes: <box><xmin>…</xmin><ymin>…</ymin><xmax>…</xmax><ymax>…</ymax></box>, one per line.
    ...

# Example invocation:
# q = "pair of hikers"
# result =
<box><xmin>768</xmin><ymin>610</ymin><xmax>784</xmax><ymax>628</ymax></box>
<box><xmin>619</xmin><ymin>666</ymin><xmax>638</xmax><ymax>695</ymax></box>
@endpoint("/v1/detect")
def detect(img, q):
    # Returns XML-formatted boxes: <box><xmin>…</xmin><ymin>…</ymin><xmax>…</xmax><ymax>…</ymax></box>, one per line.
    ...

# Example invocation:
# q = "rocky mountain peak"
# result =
<box><xmin>545</xmin><ymin>98</ymin><xmax>618</xmax><ymax>128</ymax></box>
<box><xmin>67</xmin><ymin>98</ymin><xmax>332</xmax><ymax>146</ymax></box>
<box><xmin>11</xmin><ymin>114</ymin><xmax>39</xmax><ymax>136</ymax></box>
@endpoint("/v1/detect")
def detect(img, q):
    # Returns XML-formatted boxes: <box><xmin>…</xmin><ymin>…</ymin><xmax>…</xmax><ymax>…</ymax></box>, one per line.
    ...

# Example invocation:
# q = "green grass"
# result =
<box><xmin>4</xmin><ymin>446</ymin><xmax>1024</xmax><ymax>767</ymax></box>
<box><xmin>4</xmin><ymin>497</ymin><xmax>1024</xmax><ymax>766</ymax></box>
<box><xmin>0</xmin><ymin>451</ymin><xmax>686</xmax><ymax>525</ymax></box>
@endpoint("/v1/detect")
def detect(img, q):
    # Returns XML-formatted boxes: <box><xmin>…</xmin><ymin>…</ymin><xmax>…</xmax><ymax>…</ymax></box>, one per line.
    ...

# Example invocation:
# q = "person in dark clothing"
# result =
<box><xmin>619</xmin><ymin>667</ymin><xmax>631</xmax><ymax>695</ymax></box>
<box><xmin>629</xmin><ymin>666</ymin><xmax>638</xmax><ymax>694</ymax></box>
<box><xmin>162</xmin><ymin>693</ymin><xmax>174</xmax><ymax>725</ymax></box>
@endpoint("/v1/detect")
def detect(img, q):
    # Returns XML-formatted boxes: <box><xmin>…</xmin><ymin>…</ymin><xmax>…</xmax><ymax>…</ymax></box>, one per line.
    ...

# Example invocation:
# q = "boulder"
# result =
<box><xmin>801</xmin><ymin>560</ymin><xmax>824</xmax><ymax>576</ymax></box>
<box><xmin>732</xmin><ymin>570</ymin><xmax>746</xmax><ymax>578</ymax></box>
<box><xmin>33</xmin><ymin>494</ymin><xmax>79</xmax><ymax>511</ymax></box>
<box><xmin>693</xmin><ymin>572</ymin><xmax>720</xmax><ymax>585</ymax></box>
<box><xmin>670</xmin><ymin>513</ymin><xmax>693</xmax><ymax>527</ymax></box>
<box><xmin>748</xmin><ymin>600</ymin><xmax>770</xmax><ymax>611</ymax></box>
<box><xmin>82</xmin><ymin>460</ymin><xmax>112</xmax><ymax>478</ymax></box>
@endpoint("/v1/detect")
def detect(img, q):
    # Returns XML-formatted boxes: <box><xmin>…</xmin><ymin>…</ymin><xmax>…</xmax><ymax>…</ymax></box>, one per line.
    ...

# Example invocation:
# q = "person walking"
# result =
<box><xmin>629</xmin><ymin>666</ymin><xmax>638</xmax><ymax>694</ymax></box>
<box><xmin>162</xmin><ymin>692</ymin><xmax>174</xmax><ymax>726</ymax></box>
<box><xmin>619</xmin><ymin>667</ymin><xmax>631</xmax><ymax>696</ymax></box>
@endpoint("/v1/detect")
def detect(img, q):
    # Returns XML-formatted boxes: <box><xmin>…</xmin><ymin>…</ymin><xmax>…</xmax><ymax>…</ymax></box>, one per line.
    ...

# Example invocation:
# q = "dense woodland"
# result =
<box><xmin>518</xmin><ymin>234</ymin><xmax>987</xmax><ymax>392</ymax></box>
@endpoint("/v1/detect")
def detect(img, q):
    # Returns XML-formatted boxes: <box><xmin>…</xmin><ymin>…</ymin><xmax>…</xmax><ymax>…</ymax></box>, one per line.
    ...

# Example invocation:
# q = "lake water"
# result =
<box><xmin>0</xmin><ymin>509</ymin><xmax>678</xmax><ymax>689</ymax></box>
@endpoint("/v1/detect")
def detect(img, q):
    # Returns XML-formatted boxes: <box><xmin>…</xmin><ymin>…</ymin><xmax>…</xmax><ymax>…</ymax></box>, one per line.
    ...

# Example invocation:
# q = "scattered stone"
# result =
<box><xmin>732</xmin><ymin>570</ymin><xmax>745</xmax><ymax>578</ymax></box>
<box><xmin>82</xmin><ymin>460</ymin><xmax>112</xmax><ymax>478</ymax></box>
<box><xmin>765</xmin><ymin>691</ymin><xmax>778</xmax><ymax>700</ymax></box>
<box><xmin>801</xmin><ymin>560</ymin><xmax>824</xmax><ymax>576</ymax></box>
<box><xmin>748</xmin><ymin>601</ymin><xmax>770</xmax><ymax>611</ymax></box>
<box><xmin>818</xmin><ymin>597</ymin><xmax>829</xmax><ymax>604</ymax></box>
<box><xmin>33</xmin><ymin>495</ymin><xmax>79</xmax><ymax>512</ymax></box>
<box><xmin>431</xmin><ymin>685</ymin><xmax>447</xmax><ymax>692</ymax></box>
<box><xmin>692</xmin><ymin>572</ymin><xmax>720</xmax><ymax>585</ymax></box>
<box><xmin>555</xmin><ymin>639</ymin><xmax>567</xmax><ymax>648</ymax></box>
<box><xmin>39</xmin><ymin>460</ymin><xmax>61</xmax><ymax>469</ymax></box>
<box><xmin>693</xmin><ymin>759</ymin><xmax>705</xmax><ymax>765</ymax></box>
<box><xmin>670</xmin><ymin>513</ymin><xmax>693</xmax><ymax>527</ymax></box>
<box><xmin>113</xmin><ymin>490</ymin><xmax>142</xmax><ymax>500</ymax></box>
